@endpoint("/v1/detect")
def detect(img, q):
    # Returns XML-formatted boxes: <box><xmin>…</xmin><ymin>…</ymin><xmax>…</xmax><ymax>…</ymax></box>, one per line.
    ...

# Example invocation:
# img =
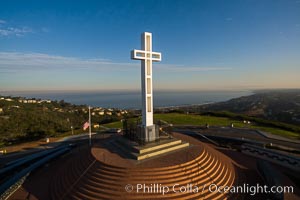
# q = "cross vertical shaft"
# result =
<box><xmin>141</xmin><ymin>32</ymin><xmax>153</xmax><ymax>127</ymax></box>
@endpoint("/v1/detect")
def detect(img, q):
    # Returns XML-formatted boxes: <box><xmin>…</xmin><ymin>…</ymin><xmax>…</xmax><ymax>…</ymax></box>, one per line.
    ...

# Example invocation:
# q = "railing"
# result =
<box><xmin>0</xmin><ymin>146</ymin><xmax>71</xmax><ymax>199</ymax></box>
<box><xmin>0</xmin><ymin>145</ymin><xmax>67</xmax><ymax>179</ymax></box>
<box><xmin>242</xmin><ymin>144</ymin><xmax>300</xmax><ymax>171</ymax></box>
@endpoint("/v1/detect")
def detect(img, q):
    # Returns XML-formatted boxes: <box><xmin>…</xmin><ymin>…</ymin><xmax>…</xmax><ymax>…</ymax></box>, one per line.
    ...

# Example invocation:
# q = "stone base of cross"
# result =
<box><xmin>131</xmin><ymin>32</ymin><xmax>161</xmax><ymax>143</ymax></box>
<box><xmin>137</xmin><ymin>124</ymin><xmax>159</xmax><ymax>143</ymax></box>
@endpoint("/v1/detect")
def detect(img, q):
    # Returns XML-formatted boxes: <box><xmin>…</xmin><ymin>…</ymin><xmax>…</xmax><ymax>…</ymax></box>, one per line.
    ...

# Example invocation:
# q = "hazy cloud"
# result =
<box><xmin>0</xmin><ymin>27</ymin><xmax>33</xmax><ymax>37</ymax></box>
<box><xmin>0</xmin><ymin>20</ymin><xmax>33</xmax><ymax>37</ymax></box>
<box><xmin>0</xmin><ymin>52</ymin><xmax>232</xmax><ymax>74</ymax></box>
<box><xmin>0</xmin><ymin>52</ymin><xmax>137</xmax><ymax>73</ymax></box>
<box><xmin>158</xmin><ymin>64</ymin><xmax>232</xmax><ymax>72</ymax></box>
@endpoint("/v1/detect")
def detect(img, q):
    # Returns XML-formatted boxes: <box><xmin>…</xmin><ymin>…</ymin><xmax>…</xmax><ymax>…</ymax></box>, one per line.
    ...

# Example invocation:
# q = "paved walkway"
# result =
<box><xmin>175</xmin><ymin>127</ymin><xmax>300</xmax><ymax>151</ymax></box>
<box><xmin>0</xmin><ymin>133</ymin><xmax>96</xmax><ymax>165</ymax></box>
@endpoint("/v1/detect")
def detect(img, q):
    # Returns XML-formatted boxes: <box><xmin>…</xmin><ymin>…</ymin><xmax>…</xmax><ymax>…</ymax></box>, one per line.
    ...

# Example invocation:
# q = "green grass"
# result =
<box><xmin>155</xmin><ymin>113</ymin><xmax>299</xmax><ymax>139</ymax></box>
<box><xmin>154</xmin><ymin>113</ymin><xmax>245</xmax><ymax>127</ymax></box>
<box><xmin>251</xmin><ymin>125</ymin><xmax>299</xmax><ymax>138</ymax></box>
<box><xmin>103</xmin><ymin>121</ymin><xmax>123</xmax><ymax>128</ymax></box>
<box><xmin>102</xmin><ymin>113</ymin><xmax>299</xmax><ymax>139</ymax></box>
<box><xmin>102</xmin><ymin>113</ymin><xmax>243</xmax><ymax>128</ymax></box>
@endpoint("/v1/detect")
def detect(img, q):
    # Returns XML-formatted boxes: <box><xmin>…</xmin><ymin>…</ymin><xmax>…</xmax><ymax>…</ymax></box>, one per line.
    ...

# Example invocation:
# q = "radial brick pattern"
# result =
<box><xmin>50</xmin><ymin>133</ymin><xmax>237</xmax><ymax>200</ymax></box>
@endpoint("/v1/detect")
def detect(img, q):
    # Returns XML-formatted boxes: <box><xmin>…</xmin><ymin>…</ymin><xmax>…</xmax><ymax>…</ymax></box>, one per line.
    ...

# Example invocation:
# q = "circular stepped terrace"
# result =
<box><xmin>50</xmin><ymin>133</ymin><xmax>238</xmax><ymax>200</ymax></box>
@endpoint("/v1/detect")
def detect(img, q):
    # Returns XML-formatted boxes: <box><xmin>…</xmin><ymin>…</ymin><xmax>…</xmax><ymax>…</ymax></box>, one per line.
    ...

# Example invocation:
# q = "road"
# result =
<box><xmin>174</xmin><ymin>126</ymin><xmax>300</xmax><ymax>152</ymax></box>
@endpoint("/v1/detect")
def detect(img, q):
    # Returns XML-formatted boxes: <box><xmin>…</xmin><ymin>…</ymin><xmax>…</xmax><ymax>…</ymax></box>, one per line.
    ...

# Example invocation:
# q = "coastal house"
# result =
<box><xmin>98</xmin><ymin>111</ymin><xmax>104</xmax><ymax>115</ymax></box>
<box><xmin>18</xmin><ymin>99</ymin><xmax>27</xmax><ymax>103</ymax></box>
<box><xmin>27</xmin><ymin>99</ymin><xmax>37</xmax><ymax>103</ymax></box>
<box><xmin>94</xmin><ymin>107</ymin><xmax>102</xmax><ymax>111</ymax></box>
<box><xmin>39</xmin><ymin>100</ymin><xmax>51</xmax><ymax>103</ymax></box>
<box><xmin>82</xmin><ymin>108</ymin><xmax>87</xmax><ymax>113</ymax></box>
<box><xmin>93</xmin><ymin>124</ymin><xmax>100</xmax><ymax>128</ymax></box>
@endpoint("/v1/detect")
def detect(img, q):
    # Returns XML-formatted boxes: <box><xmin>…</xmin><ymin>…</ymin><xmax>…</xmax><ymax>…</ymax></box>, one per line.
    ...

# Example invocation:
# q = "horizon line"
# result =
<box><xmin>0</xmin><ymin>87</ymin><xmax>300</xmax><ymax>94</ymax></box>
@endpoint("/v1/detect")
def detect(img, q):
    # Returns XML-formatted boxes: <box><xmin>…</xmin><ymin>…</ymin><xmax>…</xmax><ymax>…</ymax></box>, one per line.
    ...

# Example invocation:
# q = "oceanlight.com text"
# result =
<box><xmin>124</xmin><ymin>183</ymin><xmax>294</xmax><ymax>196</ymax></box>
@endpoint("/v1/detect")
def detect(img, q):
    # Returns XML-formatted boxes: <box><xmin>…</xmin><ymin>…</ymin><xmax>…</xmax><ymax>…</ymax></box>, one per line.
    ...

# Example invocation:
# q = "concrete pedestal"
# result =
<box><xmin>137</xmin><ymin>124</ymin><xmax>159</xmax><ymax>142</ymax></box>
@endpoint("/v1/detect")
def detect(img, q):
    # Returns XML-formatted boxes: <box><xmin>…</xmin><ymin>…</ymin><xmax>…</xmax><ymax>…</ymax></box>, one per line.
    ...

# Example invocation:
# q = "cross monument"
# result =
<box><xmin>131</xmin><ymin>32</ymin><xmax>162</xmax><ymax>142</ymax></box>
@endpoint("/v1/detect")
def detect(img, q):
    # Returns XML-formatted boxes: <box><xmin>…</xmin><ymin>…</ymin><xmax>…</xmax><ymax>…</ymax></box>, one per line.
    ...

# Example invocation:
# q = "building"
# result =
<box><xmin>93</xmin><ymin>124</ymin><xmax>100</xmax><ymax>128</ymax></box>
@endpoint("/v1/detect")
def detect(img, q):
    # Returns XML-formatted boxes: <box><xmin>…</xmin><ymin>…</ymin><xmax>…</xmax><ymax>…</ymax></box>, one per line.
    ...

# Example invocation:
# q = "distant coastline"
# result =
<box><xmin>0</xmin><ymin>90</ymin><xmax>252</xmax><ymax>109</ymax></box>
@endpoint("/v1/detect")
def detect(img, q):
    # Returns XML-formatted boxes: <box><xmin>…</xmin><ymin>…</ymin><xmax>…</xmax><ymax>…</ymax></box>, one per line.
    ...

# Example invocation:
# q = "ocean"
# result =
<box><xmin>0</xmin><ymin>90</ymin><xmax>252</xmax><ymax>109</ymax></box>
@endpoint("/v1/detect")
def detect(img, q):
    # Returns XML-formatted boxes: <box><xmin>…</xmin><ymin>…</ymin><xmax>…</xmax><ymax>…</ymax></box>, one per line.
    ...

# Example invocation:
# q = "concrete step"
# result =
<box><xmin>114</xmin><ymin>137</ymin><xmax>190</xmax><ymax>161</ymax></box>
<box><xmin>85</xmin><ymin>158</ymin><xmax>219</xmax><ymax>188</ymax></box>
<box><xmin>135</xmin><ymin>142</ymin><xmax>190</xmax><ymax>160</ymax></box>
<box><xmin>137</xmin><ymin>140</ymin><xmax>183</xmax><ymax>154</ymax></box>
<box><xmin>92</xmin><ymin>148</ymin><xmax>207</xmax><ymax>173</ymax></box>
<box><xmin>92</xmin><ymin>151</ymin><xmax>209</xmax><ymax>176</ymax></box>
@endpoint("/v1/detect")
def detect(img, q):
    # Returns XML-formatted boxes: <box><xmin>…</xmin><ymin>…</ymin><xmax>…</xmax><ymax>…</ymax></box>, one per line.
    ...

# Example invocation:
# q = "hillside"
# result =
<box><xmin>193</xmin><ymin>90</ymin><xmax>300</xmax><ymax>125</ymax></box>
<box><xmin>0</xmin><ymin>96</ymin><xmax>130</xmax><ymax>146</ymax></box>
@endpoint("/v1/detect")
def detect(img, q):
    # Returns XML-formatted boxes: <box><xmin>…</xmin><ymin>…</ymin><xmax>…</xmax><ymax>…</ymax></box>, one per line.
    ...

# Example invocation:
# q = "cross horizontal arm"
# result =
<box><xmin>131</xmin><ymin>49</ymin><xmax>162</xmax><ymax>61</ymax></box>
<box><xmin>151</xmin><ymin>52</ymin><xmax>162</xmax><ymax>62</ymax></box>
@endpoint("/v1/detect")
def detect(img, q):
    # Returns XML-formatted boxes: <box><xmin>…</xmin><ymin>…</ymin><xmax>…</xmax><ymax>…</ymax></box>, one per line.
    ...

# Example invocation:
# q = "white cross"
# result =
<box><xmin>131</xmin><ymin>32</ymin><xmax>161</xmax><ymax>128</ymax></box>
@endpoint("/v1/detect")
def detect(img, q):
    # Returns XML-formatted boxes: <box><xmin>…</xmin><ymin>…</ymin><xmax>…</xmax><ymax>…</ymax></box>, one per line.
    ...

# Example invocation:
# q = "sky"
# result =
<box><xmin>0</xmin><ymin>0</ymin><xmax>299</xmax><ymax>91</ymax></box>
